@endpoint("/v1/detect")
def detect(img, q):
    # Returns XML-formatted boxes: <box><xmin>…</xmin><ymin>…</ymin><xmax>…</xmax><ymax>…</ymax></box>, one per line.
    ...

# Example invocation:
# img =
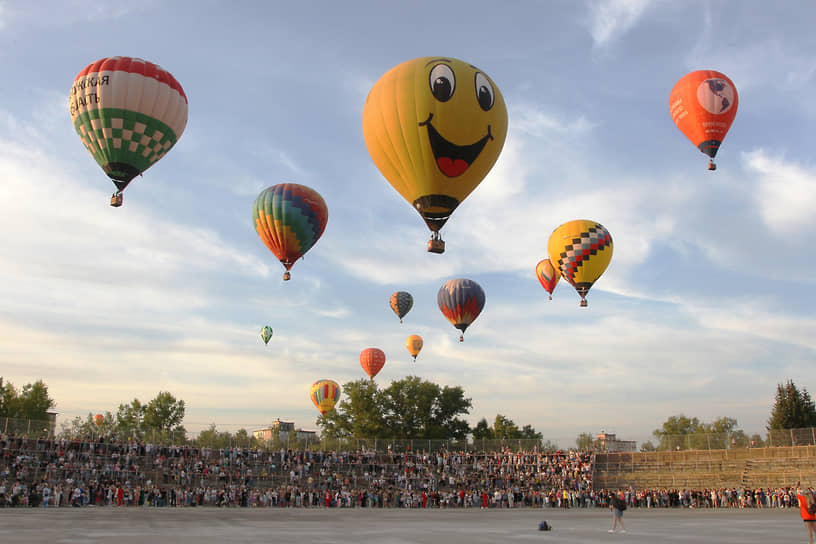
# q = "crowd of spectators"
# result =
<box><xmin>0</xmin><ymin>433</ymin><xmax>806</xmax><ymax>510</ymax></box>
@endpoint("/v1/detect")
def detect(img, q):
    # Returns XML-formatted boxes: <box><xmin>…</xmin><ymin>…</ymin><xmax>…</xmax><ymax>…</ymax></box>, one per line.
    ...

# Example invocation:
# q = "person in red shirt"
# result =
<box><xmin>796</xmin><ymin>486</ymin><xmax>816</xmax><ymax>544</ymax></box>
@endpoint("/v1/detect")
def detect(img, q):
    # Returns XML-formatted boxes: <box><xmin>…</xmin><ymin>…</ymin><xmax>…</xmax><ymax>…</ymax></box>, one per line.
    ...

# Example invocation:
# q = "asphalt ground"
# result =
<box><xmin>0</xmin><ymin>506</ymin><xmax>805</xmax><ymax>543</ymax></box>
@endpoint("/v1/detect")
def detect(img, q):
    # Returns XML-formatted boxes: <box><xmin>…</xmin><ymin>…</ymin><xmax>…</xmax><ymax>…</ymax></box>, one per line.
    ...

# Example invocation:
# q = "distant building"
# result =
<box><xmin>253</xmin><ymin>419</ymin><xmax>295</xmax><ymax>442</ymax></box>
<box><xmin>596</xmin><ymin>432</ymin><xmax>637</xmax><ymax>452</ymax></box>
<box><xmin>295</xmin><ymin>429</ymin><xmax>317</xmax><ymax>442</ymax></box>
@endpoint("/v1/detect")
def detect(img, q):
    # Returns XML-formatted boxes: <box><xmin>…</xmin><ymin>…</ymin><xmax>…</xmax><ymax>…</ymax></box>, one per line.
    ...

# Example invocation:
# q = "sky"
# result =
<box><xmin>1</xmin><ymin>0</ymin><xmax>815</xmax><ymax>448</ymax></box>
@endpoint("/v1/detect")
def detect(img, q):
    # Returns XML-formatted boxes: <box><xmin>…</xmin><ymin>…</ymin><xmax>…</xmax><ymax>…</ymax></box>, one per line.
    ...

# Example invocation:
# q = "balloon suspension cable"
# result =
<box><xmin>708</xmin><ymin>159</ymin><xmax>717</xmax><ymax>171</ymax></box>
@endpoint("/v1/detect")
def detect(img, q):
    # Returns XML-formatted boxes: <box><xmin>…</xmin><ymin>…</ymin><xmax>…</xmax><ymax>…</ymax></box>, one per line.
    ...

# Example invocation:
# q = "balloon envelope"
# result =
<box><xmin>362</xmin><ymin>56</ymin><xmax>508</xmax><ymax>241</ymax></box>
<box><xmin>406</xmin><ymin>335</ymin><xmax>423</xmax><ymax>361</ymax></box>
<box><xmin>69</xmin><ymin>56</ymin><xmax>188</xmax><ymax>194</ymax></box>
<box><xmin>390</xmin><ymin>291</ymin><xmax>414</xmax><ymax>323</ymax></box>
<box><xmin>93</xmin><ymin>414</ymin><xmax>104</xmax><ymax>426</ymax></box>
<box><xmin>253</xmin><ymin>183</ymin><xmax>328</xmax><ymax>280</ymax></box>
<box><xmin>535</xmin><ymin>258</ymin><xmax>559</xmax><ymax>300</ymax></box>
<box><xmin>260</xmin><ymin>326</ymin><xmax>273</xmax><ymax>345</ymax></box>
<box><xmin>310</xmin><ymin>379</ymin><xmax>341</xmax><ymax>415</ymax></box>
<box><xmin>547</xmin><ymin>220</ymin><xmax>613</xmax><ymax>307</ymax></box>
<box><xmin>437</xmin><ymin>278</ymin><xmax>485</xmax><ymax>341</ymax></box>
<box><xmin>669</xmin><ymin>70</ymin><xmax>738</xmax><ymax>168</ymax></box>
<box><xmin>360</xmin><ymin>347</ymin><xmax>386</xmax><ymax>379</ymax></box>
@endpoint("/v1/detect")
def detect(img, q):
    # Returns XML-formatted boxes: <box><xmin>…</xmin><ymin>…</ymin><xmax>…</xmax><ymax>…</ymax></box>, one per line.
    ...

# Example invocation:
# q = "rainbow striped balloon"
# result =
<box><xmin>253</xmin><ymin>183</ymin><xmax>328</xmax><ymax>280</ymax></box>
<box><xmin>310</xmin><ymin>379</ymin><xmax>341</xmax><ymax>415</ymax></box>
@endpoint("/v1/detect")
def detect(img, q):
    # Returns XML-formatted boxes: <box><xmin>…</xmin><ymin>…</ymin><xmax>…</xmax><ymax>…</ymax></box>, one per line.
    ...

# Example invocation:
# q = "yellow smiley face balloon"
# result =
<box><xmin>362</xmin><ymin>57</ymin><xmax>508</xmax><ymax>251</ymax></box>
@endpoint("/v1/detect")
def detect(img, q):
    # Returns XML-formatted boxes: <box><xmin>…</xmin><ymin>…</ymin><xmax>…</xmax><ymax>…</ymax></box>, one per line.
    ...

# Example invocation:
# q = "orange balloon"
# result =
<box><xmin>406</xmin><ymin>335</ymin><xmax>423</xmax><ymax>362</ymax></box>
<box><xmin>93</xmin><ymin>414</ymin><xmax>104</xmax><ymax>426</ymax></box>
<box><xmin>535</xmin><ymin>258</ymin><xmax>559</xmax><ymax>300</ymax></box>
<box><xmin>669</xmin><ymin>70</ymin><xmax>738</xmax><ymax>170</ymax></box>
<box><xmin>360</xmin><ymin>347</ymin><xmax>386</xmax><ymax>380</ymax></box>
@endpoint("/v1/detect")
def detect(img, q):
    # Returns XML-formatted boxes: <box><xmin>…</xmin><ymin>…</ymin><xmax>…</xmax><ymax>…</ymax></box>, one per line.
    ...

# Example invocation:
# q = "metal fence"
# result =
<box><xmin>2</xmin><ymin>417</ymin><xmax>814</xmax><ymax>453</ymax></box>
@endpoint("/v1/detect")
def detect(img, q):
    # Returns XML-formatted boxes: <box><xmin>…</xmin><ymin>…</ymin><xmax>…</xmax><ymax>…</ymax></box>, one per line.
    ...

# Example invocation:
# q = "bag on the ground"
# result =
<box><xmin>538</xmin><ymin>520</ymin><xmax>552</xmax><ymax>531</ymax></box>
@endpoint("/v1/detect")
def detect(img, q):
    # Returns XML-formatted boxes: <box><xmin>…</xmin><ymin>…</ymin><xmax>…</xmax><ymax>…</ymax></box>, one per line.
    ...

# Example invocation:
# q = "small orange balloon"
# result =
<box><xmin>406</xmin><ymin>335</ymin><xmax>423</xmax><ymax>361</ymax></box>
<box><xmin>360</xmin><ymin>347</ymin><xmax>386</xmax><ymax>379</ymax></box>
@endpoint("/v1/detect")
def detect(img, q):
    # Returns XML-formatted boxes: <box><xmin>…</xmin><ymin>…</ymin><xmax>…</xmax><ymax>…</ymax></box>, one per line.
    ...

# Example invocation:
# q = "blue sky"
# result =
<box><xmin>1</xmin><ymin>0</ymin><xmax>814</xmax><ymax>447</ymax></box>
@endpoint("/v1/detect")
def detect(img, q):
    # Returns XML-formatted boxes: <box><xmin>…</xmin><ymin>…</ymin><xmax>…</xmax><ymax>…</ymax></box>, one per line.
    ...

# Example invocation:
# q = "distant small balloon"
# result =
<box><xmin>260</xmin><ymin>326</ymin><xmax>273</xmax><ymax>345</ymax></box>
<box><xmin>360</xmin><ymin>347</ymin><xmax>386</xmax><ymax>379</ymax></box>
<box><xmin>535</xmin><ymin>258</ymin><xmax>559</xmax><ymax>300</ymax></box>
<box><xmin>406</xmin><ymin>335</ymin><xmax>423</xmax><ymax>362</ymax></box>
<box><xmin>390</xmin><ymin>291</ymin><xmax>414</xmax><ymax>323</ymax></box>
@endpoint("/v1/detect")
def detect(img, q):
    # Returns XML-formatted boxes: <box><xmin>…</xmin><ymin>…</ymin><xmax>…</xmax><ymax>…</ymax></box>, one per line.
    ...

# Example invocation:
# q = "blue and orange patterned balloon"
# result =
<box><xmin>389</xmin><ymin>291</ymin><xmax>413</xmax><ymax>323</ymax></box>
<box><xmin>310</xmin><ymin>379</ymin><xmax>341</xmax><ymax>415</ymax></box>
<box><xmin>253</xmin><ymin>183</ymin><xmax>328</xmax><ymax>280</ymax></box>
<box><xmin>437</xmin><ymin>278</ymin><xmax>485</xmax><ymax>342</ymax></box>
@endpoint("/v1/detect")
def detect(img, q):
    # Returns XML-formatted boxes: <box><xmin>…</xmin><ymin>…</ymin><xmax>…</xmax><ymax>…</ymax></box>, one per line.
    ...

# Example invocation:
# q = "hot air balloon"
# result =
<box><xmin>535</xmin><ymin>258</ymin><xmax>559</xmax><ymax>300</ymax></box>
<box><xmin>547</xmin><ymin>220</ymin><xmax>613</xmax><ymax>307</ymax></box>
<box><xmin>437</xmin><ymin>278</ymin><xmax>485</xmax><ymax>342</ymax></box>
<box><xmin>69</xmin><ymin>57</ymin><xmax>188</xmax><ymax>207</ymax></box>
<box><xmin>93</xmin><ymin>414</ymin><xmax>104</xmax><ymax>426</ymax></box>
<box><xmin>406</xmin><ymin>335</ymin><xmax>423</xmax><ymax>362</ymax></box>
<box><xmin>360</xmin><ymin>347</ymin><xmax>386</xmax><ymax>380</ymax></box>
<box><xmin>669</xmin><ymin>70</ymin><xmax>738</xmax><ymax>170</ymax></box>
<box><xmin>390</xmin><ymin>291</ymin><xmax>414</xmax><ymax>323</ymax></box>
<box><xmin>253</xmin><ymin>183</ymin><xmax>329</xmax><ymax>280</ymax></box>
<box><xmin>362</xmin><ymin>57</ymin><xmax>508</xmax><ymax>253</ymax></box>
<box><xmin>310</xmin><ymin>379</ymin><xmax>341</xmax><ymax>415</ymax></box>
<box><xmin>260</xmin><ymin>326</ymin><xmax>273</xmax><ymax>345</ymax></box>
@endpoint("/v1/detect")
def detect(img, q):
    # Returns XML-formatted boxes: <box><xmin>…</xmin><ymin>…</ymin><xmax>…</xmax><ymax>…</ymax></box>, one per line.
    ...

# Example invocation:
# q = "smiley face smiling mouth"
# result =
<box><xmin>419</xmin><ymin>113</ymin><xmax>493</xmax><ymax>178</ymax></box>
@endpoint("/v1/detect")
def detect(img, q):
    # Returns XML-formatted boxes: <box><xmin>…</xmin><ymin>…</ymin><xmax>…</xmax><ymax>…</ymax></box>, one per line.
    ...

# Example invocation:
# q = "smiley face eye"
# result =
<box><xmin>429</xmin><ymin>64</ymin><xmax>455</xmax><ymax>102</ymax></box>
<box><xmin>474</xmin><ymin>73</ymin><xmax>494</xmax><ymax>111</ymax></box>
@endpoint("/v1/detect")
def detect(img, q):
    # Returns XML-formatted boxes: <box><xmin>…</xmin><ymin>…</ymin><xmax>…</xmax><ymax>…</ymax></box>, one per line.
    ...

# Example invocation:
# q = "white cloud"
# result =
<box><xmin>587</xmin><ymin>0</ymin><xmax>651</xmax><ymax>47</ymax></box>
<box><xmin>744</xmin><ymin>149</ymin><xmax>816</xmax><ymax>234</ymax></box>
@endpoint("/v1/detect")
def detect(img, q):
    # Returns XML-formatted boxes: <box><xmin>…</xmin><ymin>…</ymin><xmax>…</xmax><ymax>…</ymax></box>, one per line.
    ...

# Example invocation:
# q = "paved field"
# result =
<box><xmin>0</xmin><ymin>507</ymin><xmax>805</xmax><ymax>543</ymax></box>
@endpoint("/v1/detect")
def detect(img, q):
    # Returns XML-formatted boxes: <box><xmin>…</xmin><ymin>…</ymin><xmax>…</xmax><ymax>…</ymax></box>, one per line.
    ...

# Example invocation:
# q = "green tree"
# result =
<box><xmin>471</xmin><ymin>418</ymin><xmax>494</xmax><ymax>439</ymax></box>
<box><xmin>767</xmin><ymin>380</ymin><xmax>816</xmax><ymax>430</ymax></box>
<box><xmin>520</xmin><ymin>424</ymin><xmax>542</xmax><ymax>440</ymax></box>
<box><xmin>0</xmin><ymin>379</ymin><xmax>56</xmax><ymax>422</ymax></box>
<box><xmin>640</xmin><ymin>440</ymin><xmax>657</xmax><ymax>452</ymax></box>
<box><xmin>319</xmin><ymin>379</ymin><xmax>386</xmax><ymax>439</ymax></box>
<box><xmin>492</xmin><ymin>414</ymin><xmax>520</xmax><ymax>439</ymax></box>
<box><xmin>576</xmin><ymin>432</ymin><xmax>595</xmax><ymax>451</ymax></box>
<box><xmin>652</xmin><ymin>414</ymin><xmax>702</xmax><ymax>450</ymax></box>
<box><xmin>318</xmin><ymin>376</ymin><xmax>471</xmax><ymax>440</ymax></box>
<box><xmin>116</xmin><ymin>399</ymin><xmax>144</xmax><ymax>432</ymax></box>
<box><xmin>143</xmin><ymin>391</ymin><xmax>186</xmax><ymax>433</ymax></box>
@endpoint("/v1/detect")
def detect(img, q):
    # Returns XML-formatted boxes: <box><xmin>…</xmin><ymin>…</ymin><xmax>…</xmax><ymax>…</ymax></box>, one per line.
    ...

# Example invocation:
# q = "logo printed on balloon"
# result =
<box><xmin>696</xmin><ymin>79</ymin><xmax>735</xmax><ymax>115</ymax></box>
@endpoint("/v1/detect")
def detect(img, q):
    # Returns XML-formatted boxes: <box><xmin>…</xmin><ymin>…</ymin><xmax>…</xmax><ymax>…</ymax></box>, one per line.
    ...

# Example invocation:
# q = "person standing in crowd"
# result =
<box><xmin>609</xmin><ymin>491</ymin><xmax>627</xmax><ymax>533</ymax></box>
<box><xmin>796</xmin><ymin>486</ymin><xmax>816</xmax><ymax>544</ymax></box>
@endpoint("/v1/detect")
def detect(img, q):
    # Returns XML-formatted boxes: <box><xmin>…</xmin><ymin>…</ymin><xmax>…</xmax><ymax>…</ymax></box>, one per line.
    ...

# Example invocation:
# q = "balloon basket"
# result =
<box><xmin>708</xmin><ymin>160</ymin><xmax>717</xmax><ymax>171</ymax></box>
<box><xmin>283</xmin><ymin>271</ymin><xmax>291</xmax><ymax>281</ymax></box>
<box><xmin>427</xmin><ymin>238</ymin><xmax>445</xmax><ymax>254</ymax></box>
<box><xmin>580</xmin><ymin>299</ymin><xmax>588</xmax><ymax>307</ymax></box>
<box><xmin>548</xmin><ymin>295</ymin><xmax>552</xmax><ymax>300</ymax></box>
<box><xmin>459</xmin><ymin>335</ymin><xmax>464</xmax><ymax>342</ymax></box>
<box><xmin>110</xmin><ymin>192</ymin><xmax>123</xmax><ymax>207</ymax></box>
